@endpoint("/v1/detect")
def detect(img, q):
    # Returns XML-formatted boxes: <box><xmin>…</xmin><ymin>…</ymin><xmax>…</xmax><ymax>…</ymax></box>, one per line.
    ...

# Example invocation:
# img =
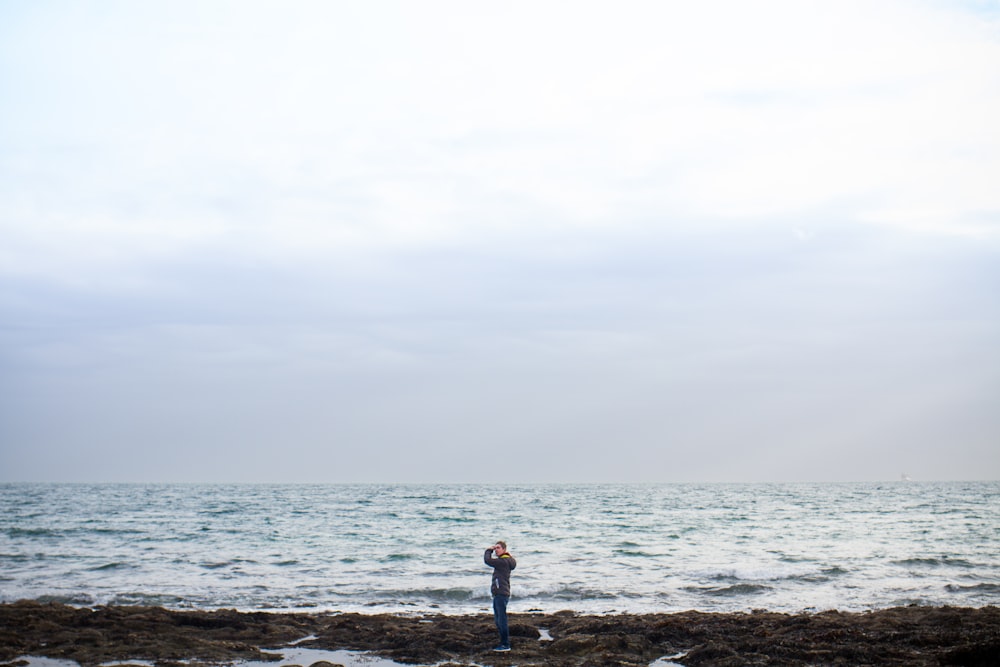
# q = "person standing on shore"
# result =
<box><xmin>484</xmin><ymin>541</ymin><xmax>516</xmax><ymax>652</ymax></box>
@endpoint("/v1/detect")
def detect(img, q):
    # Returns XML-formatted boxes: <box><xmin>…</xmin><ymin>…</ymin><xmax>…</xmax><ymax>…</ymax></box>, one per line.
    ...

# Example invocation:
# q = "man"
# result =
<box><xmin>483</xmin><ymin>540</ymin><xmax>516</xmax><ymax>652</ymax></box>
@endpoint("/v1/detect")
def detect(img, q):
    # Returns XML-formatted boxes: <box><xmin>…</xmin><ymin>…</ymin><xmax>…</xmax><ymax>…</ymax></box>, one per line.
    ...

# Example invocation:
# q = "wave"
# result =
<box><xmin>32</xmin><ymin>593</ymin><xmax>97</xmax><ymax>606</ymax></box>
<box><xmin>798</xmin><ymin>566</ymin><xmax>850</xmax><ymax>583</ymax></box>
<box><xmin>613</xmin><ymin>549</ymin><xmax>661</xmax><ymax>558</ymax></box>
<box><xmin>108</xmin><ymin>592</ymin><xmax>189</xmax><ymax>606</ymax></box>
<box><xmin>423</xmin><ymin>516</ymin><xmax>477</xmax><ymax>523</ymax></box>
<box><xmin>0</xmin><ymin>553</ymin><xmax>30</xmax><ymax>562</ymax></box>
<box><xmin>360</xmin><ymin>587</ymin><xmax>482</xmax><ymax>603</ymax></box>
<box><xmin>199</xmin><ymin>506</ymin><xmax>242</xmax><ymax>516</ymax></box>
<box><xmin>8</xmin><ymin>525</ymin><xmax>144</xmax><ymax>539</ymax></box>
<box><xmin>7</xmin><ymin>527</ymin><xmax>61</xmax><ymax>538</ymax></box>
<box><xmin>686</xmin><ymin>584</ymin><xmax>773</xmax><ymax>597</ymax></box>
<box><xmin>518</xmin><ymin>585</ymin><xmax>620</xmax><ymax>602</ymax></box>
<box><xmin>89</xmin><ymin>562</ymin><xmax>133</xmax><ymax>572</ymax></box>
<box><xmin>200</xmin><ymin>560</ymin><xmax>255</xmax><ymax>570</ymax></box>
<box><xmin>680</xmin><ymin>563</ymin><xmax>844</xmax><ymax>593</ymax></box>
<box><xmin>85</xmin><ymin>526</ymin><xmax>146</xmax><ymax>536</ymax></box>
<box><xmin>945</xmin><ymin>583</ymin><xmax>1000</xmax><ymax>593</ymax></box>
<box><xmin>893</xmin><ymin>557</ymin><xmax>977</xmax><ymax>568</ymax></box>
<box><xmin>382</xmin><ymin>553</ymin><xmax>417</xmax><ymax>562</ymax></box>
<box><xmin>699</xmin><ymin>565</ymin><xmax>815</xmax><ymax>582</ymax></box>
<box><xmin>201</xmin><ymin>561</ymin><xmax>233</xmax><ymax>570</ymax></box>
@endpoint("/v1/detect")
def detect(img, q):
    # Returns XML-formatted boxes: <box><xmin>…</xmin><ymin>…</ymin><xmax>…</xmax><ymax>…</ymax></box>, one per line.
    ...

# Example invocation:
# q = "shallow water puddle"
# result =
<box><xmin>241</xmin><ymin>646</ymin><xmax>414</xmax><ymax>667</ymax></box>
<box><xmin>16</xmin><ymin>659</ymin><xmax>78</xmax><ymax>667</ymax></box>
<box><xmin>20</xmin><ymin>643</ymin><xmax>684</xmax><ymax>667</ymax></box>
<box><xmin>17</xmin><ymin>653</ymin><xmax>411</xmax><ymax>667</ymax></box>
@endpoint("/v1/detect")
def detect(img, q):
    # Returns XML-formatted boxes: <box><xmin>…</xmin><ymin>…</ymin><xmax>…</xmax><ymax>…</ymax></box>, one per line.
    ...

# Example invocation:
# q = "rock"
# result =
<box><xmin>2</xmin><ymin>603</ymin><xmax>999</xmax><ymax>667</ymax></box>
<box><xmin>547</xmin><ymin>633</ymin><xmax>600</xmax><ymax>655</ymax></box>
<box><xmin>940</xmin><ymin>641</ymin><xmax>1000</xmax><ymax>667</ymax></box>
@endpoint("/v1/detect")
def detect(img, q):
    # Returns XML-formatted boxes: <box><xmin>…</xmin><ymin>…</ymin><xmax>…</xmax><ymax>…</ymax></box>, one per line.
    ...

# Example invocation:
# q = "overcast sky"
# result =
<box><xmin>1</xmin><ymin>1</ymin><xmax>998</xmax><ymax>483</ymax></box>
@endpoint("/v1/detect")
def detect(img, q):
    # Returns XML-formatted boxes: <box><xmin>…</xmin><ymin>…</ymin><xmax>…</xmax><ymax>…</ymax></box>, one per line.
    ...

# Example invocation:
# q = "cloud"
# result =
<box><xmin>1</xmin><ymin>1</ymin><xmax>999</xmax><ymax>481</ymax></box>
<box><xmin>4</xmin><ymin>2</ymin><xmax>999</xmax><ymax>267</ymax></box>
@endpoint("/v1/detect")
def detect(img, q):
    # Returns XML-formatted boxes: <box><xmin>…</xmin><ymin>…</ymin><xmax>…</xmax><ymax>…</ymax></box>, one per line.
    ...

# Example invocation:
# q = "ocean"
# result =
<box><xmin>1</xmin><ymin>482</ymin><xmax>997</xmax><ymax>615</ymax></box>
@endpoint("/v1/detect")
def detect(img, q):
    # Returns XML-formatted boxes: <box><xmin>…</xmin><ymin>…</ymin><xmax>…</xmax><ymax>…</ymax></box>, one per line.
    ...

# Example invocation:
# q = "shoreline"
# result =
<box><xmin>2</xmin><ymin>602</ymin><xmax>999</xmax><ymax>666</ymax></box>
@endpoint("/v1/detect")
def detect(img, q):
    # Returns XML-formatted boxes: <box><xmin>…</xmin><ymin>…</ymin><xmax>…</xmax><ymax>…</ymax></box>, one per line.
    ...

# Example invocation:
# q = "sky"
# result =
<box><xmin>1</xmin><ymin>1</ymin><xmax>999</xmax><ymax>483</ymax></box>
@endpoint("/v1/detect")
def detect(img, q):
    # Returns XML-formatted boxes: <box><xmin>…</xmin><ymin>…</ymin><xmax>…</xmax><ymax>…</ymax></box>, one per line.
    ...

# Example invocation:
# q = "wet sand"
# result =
<box><xmin>1</xmin><ymin>601</ymin><xmax>998</xmax><ymax>666</ymax></box>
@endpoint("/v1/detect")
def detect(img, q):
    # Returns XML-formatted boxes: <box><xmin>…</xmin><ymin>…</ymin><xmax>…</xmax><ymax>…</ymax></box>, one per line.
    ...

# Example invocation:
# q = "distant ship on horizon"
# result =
<box><xmin>901</xmin><ymin>473</ymin><xmax>913</xmax><ymax>481</ymax></box>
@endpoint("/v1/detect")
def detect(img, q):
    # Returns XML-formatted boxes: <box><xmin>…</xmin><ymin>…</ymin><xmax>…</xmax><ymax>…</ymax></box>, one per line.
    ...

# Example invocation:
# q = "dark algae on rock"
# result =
<box><xmin>0</xmin><ymin>601</ymin><xmax>316</xmax><ymax>666</ymax></box>
<box><xmin>2</xmin><ymin>601</ymin><xmax>999</xmax><ymax>666</ymax></box>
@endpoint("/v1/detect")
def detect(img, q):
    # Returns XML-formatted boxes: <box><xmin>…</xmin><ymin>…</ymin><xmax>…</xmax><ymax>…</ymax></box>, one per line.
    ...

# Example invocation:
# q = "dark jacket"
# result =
<box><xmin>484</xmin><ymin>549</ymin><xmax>516</xmax><ymax>597</ymax></box>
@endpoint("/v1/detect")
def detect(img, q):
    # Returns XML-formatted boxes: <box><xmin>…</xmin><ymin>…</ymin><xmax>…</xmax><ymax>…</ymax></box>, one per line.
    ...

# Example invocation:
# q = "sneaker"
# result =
<box><xmin>493</xmin><ymin>645</ymin><xmax>511</xmax><ymax>652</ymax></box>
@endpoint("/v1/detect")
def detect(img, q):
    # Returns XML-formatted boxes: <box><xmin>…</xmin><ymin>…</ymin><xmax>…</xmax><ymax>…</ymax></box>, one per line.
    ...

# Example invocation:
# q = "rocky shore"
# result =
<box><xmin>1</xmin><ymin>601</ymin><xmax>998</xmax><ymax>667</ymax></box>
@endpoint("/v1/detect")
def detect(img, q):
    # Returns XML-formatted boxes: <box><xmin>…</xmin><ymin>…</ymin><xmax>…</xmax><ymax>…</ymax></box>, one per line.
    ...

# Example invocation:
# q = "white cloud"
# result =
<box><xmin>3</xmin><ymin>1</ymin><xmax>998</xmax><ymax>281</ymax></box>
<box><xmin>1</xmin><ymin>0</ymin><xmax>997</xmax><ymax>304</ymax></box>
<box><xmin>2</xmin><ymin>1</ymin><xmax>999</xmax><ymax>481</ymax></box>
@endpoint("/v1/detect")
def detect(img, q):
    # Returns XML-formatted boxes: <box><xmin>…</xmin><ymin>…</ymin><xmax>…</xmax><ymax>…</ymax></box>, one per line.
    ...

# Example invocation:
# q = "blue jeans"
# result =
<box><xmin>492</xmin><ymin>594</ymin><xmax>509</xmax><ymax>646</ymax></box>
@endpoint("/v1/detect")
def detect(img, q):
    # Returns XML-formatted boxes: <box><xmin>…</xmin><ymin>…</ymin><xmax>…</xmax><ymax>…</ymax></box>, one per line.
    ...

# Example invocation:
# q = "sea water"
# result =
<box><xmin>1</xmin><ymin>482</ymin><xmax>998</xmax><ymax>614</ymax></box>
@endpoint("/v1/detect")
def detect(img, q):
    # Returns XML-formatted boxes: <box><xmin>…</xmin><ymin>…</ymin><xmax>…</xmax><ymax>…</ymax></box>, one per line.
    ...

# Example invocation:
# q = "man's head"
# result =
<box><xmin>494</xmin><ymin>541</ymin><xmax>507</xmax><ymax>555</ymax></box>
